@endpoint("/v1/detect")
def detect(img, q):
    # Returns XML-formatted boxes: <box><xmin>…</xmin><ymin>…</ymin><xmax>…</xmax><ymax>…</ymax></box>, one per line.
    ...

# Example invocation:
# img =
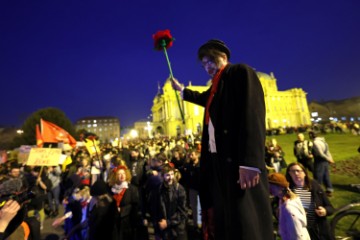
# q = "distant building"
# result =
<box><xmin>75</xmin><ymin>116</ymin><xmax>120</xmax><ymax>143</ymax></box>
<box><xmin>150</xmin><ymin>71</ymin><xmax>312</xmax><ymax>137</ymax></box>
<box><xmin>309</xmin><ymin>97</ymin><xmax>360</xmax><ymax>123</ymax></box>
<box><xmin>151</xmin><ymin>79</ymin><xmax>207</xmax><ymax>137</ymax></box>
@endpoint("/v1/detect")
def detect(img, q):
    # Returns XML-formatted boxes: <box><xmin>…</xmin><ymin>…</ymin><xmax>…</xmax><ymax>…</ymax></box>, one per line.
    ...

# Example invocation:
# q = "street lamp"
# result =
<box><xmin>145</xmin><ymin>121</ymin><xmax>153</xmax><ymax>138</ymax></box>
<box><xmin>129</xmin><ymin>129</ymin><xmax>138</xmax><ymax>139</ymax></box>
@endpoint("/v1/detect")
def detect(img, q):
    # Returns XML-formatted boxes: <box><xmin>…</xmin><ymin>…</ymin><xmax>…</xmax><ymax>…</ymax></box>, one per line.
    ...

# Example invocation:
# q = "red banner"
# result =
<box><xmin>40</xmin><ymin>119</ymin><xmax>76</xmax><ymax>148</ymax></box>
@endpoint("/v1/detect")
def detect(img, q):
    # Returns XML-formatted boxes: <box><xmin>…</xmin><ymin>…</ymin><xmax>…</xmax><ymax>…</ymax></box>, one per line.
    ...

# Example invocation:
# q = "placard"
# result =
<box><xmin>18</xmin><ymin>145</ymin><xmax>33</xmax><ymax>164</ymax></box>
<box><xmin>26</xmin><ymin>148</ymin><xmax>62</xmax><ymax>166</ymax></box>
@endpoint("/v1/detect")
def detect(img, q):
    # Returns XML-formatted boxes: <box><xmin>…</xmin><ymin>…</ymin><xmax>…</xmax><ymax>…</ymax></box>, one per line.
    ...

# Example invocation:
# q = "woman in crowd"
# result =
<box><xmin>268</xmin><ymin>172</ymin><xmax>310</xmax><ymax>240</ymax></box>
<box><xmin>108</xmin><ymin>165</ymin><xmax>141</xmax><ymax>240</ymax></box>
<box><xmin>286</xmin><ymin>162</ymin><xmax>335</xmax><ymax>240</ymax></box>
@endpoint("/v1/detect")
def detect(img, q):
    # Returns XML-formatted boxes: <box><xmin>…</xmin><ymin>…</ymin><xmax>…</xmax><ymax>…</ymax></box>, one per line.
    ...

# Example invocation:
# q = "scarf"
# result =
<box><xmin>205</xmin><ymin>64</ymin><xmax>228</xmax><ymax>124</ymax></box>
<box><xmin>111</xmin><ymin>181</ymin><xmax>128</xmax><ymax>194</ymax></box>
<box><xmin>112</xmin><ymin>182</ymin><xmax>128</xmax><ymax>207</ymax></box>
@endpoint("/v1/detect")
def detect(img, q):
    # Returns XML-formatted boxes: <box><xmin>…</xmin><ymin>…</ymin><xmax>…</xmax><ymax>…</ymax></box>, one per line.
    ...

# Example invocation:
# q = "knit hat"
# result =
<box><xmin>198</xmin><ymin>39</ymin><xmax>231</xmax><ymax>59</ymax></box>
<box><xmin>90</xmin><ymin>179</ymin><xmax>108</xmax><ymax>196</ymax></box>
<box><xmin>268</xmin><ymin>173</ymin><xmax>289</xmax><ymax>188</ymax></box>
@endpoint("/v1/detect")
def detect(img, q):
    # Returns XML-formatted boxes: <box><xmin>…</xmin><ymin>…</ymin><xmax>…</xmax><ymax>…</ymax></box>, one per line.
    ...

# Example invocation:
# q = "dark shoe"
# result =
<box><xmin>326</xmin><ymin>191</ymin><xmax>333</xmax><ymax>197</ymax></box>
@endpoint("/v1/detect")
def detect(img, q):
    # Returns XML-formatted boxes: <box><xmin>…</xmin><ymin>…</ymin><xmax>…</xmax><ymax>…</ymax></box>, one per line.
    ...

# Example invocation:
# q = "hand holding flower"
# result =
<box><xmin>171</xmin><ymin>77</ymin><xmax>184</xmax><ymax>91</ymax></box>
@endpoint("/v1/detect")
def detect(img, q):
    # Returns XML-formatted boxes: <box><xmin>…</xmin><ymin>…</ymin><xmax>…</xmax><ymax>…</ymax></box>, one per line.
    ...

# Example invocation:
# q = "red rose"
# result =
<box><xmin>152</xmin><ymin>29</ymin><xmax>174</xmax><ymax>50</ymax></box>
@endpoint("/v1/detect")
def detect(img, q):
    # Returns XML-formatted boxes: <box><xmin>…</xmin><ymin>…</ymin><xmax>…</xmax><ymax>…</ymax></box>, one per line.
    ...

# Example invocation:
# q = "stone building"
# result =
<box><xmin>149</xmin><ymin>71</ymin><xmax>311</xmax><ymax>138</ymax></box>
<box><xmin>259</xmin><ymin>72</ymin><xmax>311</xmax><ymax>130</ymax></box>
<box><xmin>75</xmin><ymin>116</ymin><xmax>120</xmax><ymax>143</ymax></box>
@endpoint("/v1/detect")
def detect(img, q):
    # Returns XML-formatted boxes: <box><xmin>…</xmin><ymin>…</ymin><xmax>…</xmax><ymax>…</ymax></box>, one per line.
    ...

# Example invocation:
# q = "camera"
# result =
<box><xmin>0</xmin><ymin>190</ymin><xmax>36</xmax><ymax>208</ymax></box>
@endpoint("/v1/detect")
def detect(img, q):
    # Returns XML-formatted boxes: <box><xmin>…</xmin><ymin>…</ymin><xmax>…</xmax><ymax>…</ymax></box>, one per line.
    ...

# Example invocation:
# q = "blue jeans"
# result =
<box><xmin>314</xmin><ymin>160</ymin><xmax>333</xmax><ymax>192</ymax></box>
<box><xmin>48</xmin><ymin>184</ymin><xmax>60</xmax><ymax>212</ymax></box>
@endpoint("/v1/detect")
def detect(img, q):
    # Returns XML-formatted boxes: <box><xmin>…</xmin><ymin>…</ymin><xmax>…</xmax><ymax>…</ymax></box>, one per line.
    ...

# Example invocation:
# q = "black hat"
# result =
<box><xmin>198</xmin><ymin>39</ymin><xmax>231</xmax><ymax>59</ymax></box>
<box><xmin>90</xmin><ymin>179</ymin><xmax>108</xmax><ymax>196</ymax></box>
<box><xmin>9</xmin><ymin>161</ymin><xmax>21</xmax><ymax>169</ymax></box>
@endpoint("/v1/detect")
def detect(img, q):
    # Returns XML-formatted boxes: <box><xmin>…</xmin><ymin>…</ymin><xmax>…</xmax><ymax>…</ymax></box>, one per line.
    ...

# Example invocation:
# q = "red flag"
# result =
<box><xmin>36</xmin><ymin>124</ymin><xmax>44</xmax><ymax>148</ymax></box>
<box><xmin>40</xmin><ymin>119</ymin><xmax>77</xmax><ymax>148</ymax></box>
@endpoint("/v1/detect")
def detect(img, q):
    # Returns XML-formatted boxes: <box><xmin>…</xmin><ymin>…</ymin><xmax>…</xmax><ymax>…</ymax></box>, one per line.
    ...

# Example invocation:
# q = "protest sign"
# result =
<box><xmin>27</xmin><ymin>148</ymin><xmax>62</xmax><ymax>166</ymax></box>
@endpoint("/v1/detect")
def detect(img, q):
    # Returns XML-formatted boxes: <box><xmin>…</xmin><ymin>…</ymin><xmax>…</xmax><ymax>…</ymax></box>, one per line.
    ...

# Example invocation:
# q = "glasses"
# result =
<box><xmin>289</xmin><ymin>169</ymin><xmax>304</xmax><ymax>174</ymax></box>
<box><xmin>201</xmin><ymin>59</ymin><xmax>214</xmax><ymax>68</ymax></box>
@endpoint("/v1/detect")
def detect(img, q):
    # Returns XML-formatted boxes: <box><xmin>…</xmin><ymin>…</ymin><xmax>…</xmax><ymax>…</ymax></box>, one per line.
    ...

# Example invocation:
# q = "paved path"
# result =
<box><xmin>40</xmin><ymin>205</ymin><xmax>156</xmax><ymax>240</ymax></box>
<box><xmin>40</xmin><ymin>206</ymin><xmax>199</xmax><ymax>240</ymax></box>
<box><xmin>41</xmin><ymin>206</ymin><xmax>65</xmax><ymax>240</ymax></box>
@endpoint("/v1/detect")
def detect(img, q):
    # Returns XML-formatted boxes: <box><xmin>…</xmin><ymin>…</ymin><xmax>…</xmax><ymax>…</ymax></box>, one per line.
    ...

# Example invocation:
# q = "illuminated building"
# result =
<box><xmin>75</xmin><ymin>116</ymin><xmax>120</xmax><ymax>143</ymax></box>
<box><xmin>150</xmin><ymin>71</ymin><xmax>311</xmax><ymax>137</ymax></box>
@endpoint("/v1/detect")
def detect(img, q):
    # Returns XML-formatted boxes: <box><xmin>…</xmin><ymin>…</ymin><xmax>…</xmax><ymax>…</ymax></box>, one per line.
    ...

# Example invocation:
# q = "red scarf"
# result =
<box><xmin>113</xmin><ymin>188</ymin><xmax>127</xmax><ymax>207</ymax></box>
<box><xmin>205</xmin><ymin>64</ymin><xmax>227</xmax><ymax>124</ymax></box>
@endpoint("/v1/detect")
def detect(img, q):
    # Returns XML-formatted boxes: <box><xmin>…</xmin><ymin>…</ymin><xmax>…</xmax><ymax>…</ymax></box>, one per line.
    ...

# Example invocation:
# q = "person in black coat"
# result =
<box><xmin>23</xmin><ymin>166</ymin><xmax>52</xmax><ymax>232</ymax></box>
<box><xmin>148</xmin><ymin>163</ymin><xmax>188</xmax><ymax>240</ymax></box>
<box><xmin>182</xmin><ymin>150</ymin><xmax>201</xmax><ymax>231</ymax></box>
<box><xmin>88</xmin><ymin>179</ymin><xmax>118</xmax><ymax>240</ymax></box>
<box><xmin>109</xmin><ymin>165</ymin><xmax>143</xmax><ymax>240</ymax></box>
<box><xmin>286</xmin><ymin>162</ymin><xmax>335</xmax><ymax>240</ymax></box>
<box><xmin>171</xmin><ymin>39</ymin><xmax>273</xmax><ymax>239</ymax></box>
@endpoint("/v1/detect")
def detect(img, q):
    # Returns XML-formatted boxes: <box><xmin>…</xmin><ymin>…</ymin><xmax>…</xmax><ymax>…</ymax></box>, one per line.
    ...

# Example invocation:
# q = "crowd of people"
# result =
<box><xmin>0</xmin><ymin>137</ymin><xmax>204</xmax><ymax>240</ymax></box>
<box><xmin>0</xmin><ymin>38</ymin><xmax>345</xmax><ymax>240</ymax></box>
<box><xmin>0</xmin><ymin>131</ymin><xmax>339</xmax><ymax>240</ymax></box>
<box><xmin>266</xmin><ymin>131</ymin><xmax>336</xmax><ymax>198</ymax></box>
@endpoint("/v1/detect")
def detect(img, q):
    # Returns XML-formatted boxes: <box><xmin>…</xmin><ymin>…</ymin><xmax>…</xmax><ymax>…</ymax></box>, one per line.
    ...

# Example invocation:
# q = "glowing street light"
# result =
<box><xmin>17</xmin><ymin>129</ymin><xmax>24</xmax><ymax>134</ymax></box>
<box><xmin>129</xmin><ymin>129</ymin><xmax>138</xmax><ymax>139</ymax></box>
<box><xmin>145</xmin><ymin>121</ymin><xmax>153</xmax><ymax>138</ymax></box>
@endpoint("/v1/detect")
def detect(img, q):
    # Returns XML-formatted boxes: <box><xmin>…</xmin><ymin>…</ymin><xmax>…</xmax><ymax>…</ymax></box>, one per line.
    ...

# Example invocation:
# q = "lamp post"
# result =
<box><xmin>145</xmin><ymin>121</ymin><xmax>153</xmax><ymax>138</ymax></box>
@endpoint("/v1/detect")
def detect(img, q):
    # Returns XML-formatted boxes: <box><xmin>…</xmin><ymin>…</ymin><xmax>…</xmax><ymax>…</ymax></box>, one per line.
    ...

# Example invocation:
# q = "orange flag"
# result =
<box><xmin>40</xmin><ymin>119</ymin><xmax>77</xmax><ymax>148</ymax></box>
<box><xmin>36</xmin><ymin>124</ymin><xmax>44</xmax><ymax>148</ymax></box>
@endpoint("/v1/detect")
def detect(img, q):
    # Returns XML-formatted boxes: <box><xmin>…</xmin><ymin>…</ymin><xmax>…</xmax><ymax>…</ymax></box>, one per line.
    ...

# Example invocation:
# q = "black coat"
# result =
<box><xmin>88</xmin><ymin>195</ymin><xmax>118</xmax><ymax>240</ymax></box>
<box><xmin>183</xmin><ymin>63</ymin><xmax>273</xmax><ymax>239</ymax></box>
<box><xmin>307</xmin><ymin>180</ymin><xmax>335</xmax><ymax>240</ymax></box>
<box><xmin>148</xmin><ymin>183</ymin><xmax>188</xmax><ymax>240</ymax></box>
<box><xmin>113</xmin><ymin>184</ymin><xmax>140</xmax><ymax>240</ymax></box>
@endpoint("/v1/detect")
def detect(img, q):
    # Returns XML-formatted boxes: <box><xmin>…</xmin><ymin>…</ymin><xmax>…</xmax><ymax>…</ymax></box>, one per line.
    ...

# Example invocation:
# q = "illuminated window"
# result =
<box><xmin>194</xmin><ymin>106</ymin><xmax>199</xmax><ymax>116</ymax></box>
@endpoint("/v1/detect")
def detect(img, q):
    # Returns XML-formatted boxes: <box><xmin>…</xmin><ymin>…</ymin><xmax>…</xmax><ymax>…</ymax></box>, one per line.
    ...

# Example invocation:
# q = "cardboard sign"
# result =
<box><xmin>18</xmin><ymin>145</ymin><xmax>33</xmax><ymax>164</ymax></box>
<box><xmin>26</xmin><ymin>148</ymin><xmax>62</xmax><ymax>166</ymax></box>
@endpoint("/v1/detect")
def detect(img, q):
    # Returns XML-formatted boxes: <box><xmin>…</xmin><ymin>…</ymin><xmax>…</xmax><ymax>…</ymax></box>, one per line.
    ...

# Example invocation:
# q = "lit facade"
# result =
<box><xmin>151</xmin><ymin>71</ymin><xmax>311</xmax><ymax>137</ymax></box>
<box><xmin>75</xmin><ymin>116</ymin><xmax>120</xmax><ymax>143</ymax></box>
<box><xmin>259</xmin><ymin>72</ymin><xmax>311</xmax><ymax>129</ymax></box>
<box><xmin>151</xmin><ymin>79</ymin><xmax>207</xmax><ymax>137</ymax></box>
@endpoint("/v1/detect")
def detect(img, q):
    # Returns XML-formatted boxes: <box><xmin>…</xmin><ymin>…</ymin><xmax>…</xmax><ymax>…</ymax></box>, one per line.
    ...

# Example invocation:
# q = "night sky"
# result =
<box><xmin>1</xmin><ymin>0</ymin><xmax>359</xmax><ymax>127</ymax></box>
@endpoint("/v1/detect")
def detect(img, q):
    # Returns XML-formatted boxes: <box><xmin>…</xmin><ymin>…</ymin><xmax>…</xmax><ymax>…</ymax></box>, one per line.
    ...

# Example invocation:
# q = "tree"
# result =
<box><xmin>10</xmin><ymin>107</ymin><xmax>76</xmax><ymax>149</ymax></box>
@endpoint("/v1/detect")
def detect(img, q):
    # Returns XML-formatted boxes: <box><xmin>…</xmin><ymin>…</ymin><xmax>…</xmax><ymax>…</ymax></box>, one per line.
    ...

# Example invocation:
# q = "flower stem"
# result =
<box><xmin>161</xmin><ymin>40</ymin><xmax>185</xmax><ymax>123</ymax></box>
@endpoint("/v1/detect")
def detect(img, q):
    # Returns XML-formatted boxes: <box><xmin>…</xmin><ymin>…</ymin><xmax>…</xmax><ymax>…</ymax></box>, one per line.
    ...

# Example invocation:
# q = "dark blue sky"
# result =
<box><xmin>1</xmin><ymin>0</ymin><xmax>359</xmax><ymax>127</ymax></box>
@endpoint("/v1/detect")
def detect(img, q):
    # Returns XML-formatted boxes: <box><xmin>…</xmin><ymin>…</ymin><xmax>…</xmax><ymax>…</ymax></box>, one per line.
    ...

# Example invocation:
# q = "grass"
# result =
<box><xmin>266</xmin><ymin>132</ymin><xmax>360</xmax><ymax>212</ymax></box>
<box><xmin>268</xmin><ymin>132</ymin><xmax>360</xmax><ymax>238</ymax></box>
